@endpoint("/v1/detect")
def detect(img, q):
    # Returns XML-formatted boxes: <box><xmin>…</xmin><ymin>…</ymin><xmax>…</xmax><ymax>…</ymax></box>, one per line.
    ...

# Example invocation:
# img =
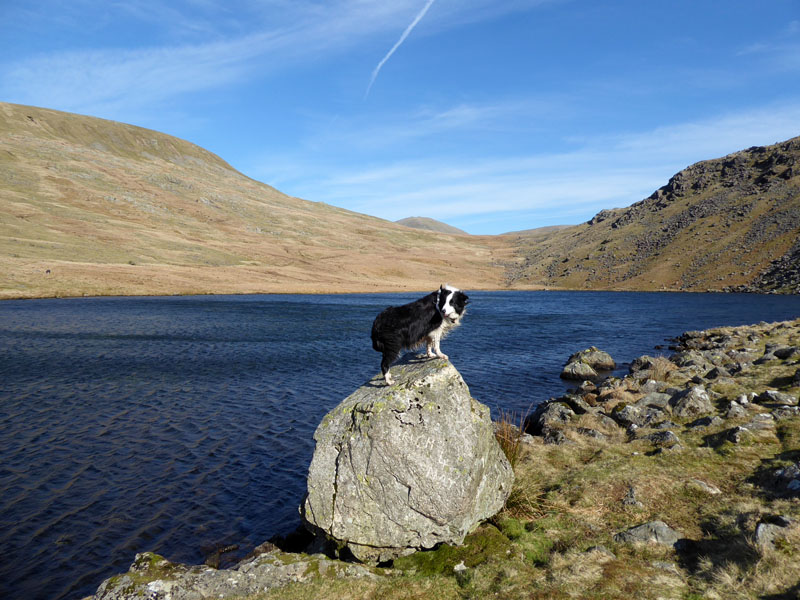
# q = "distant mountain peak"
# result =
<box><xmin>395</xmin><ymin>217</ymin><xmax>467</xmax><ymax>235</ymax></box>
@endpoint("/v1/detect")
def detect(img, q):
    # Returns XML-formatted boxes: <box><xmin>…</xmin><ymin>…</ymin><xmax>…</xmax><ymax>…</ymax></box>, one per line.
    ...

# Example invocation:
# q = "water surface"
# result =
<box><xmin>1</xmin><ymin>291</ymin><xmax>799</xmax><ymax>599</ymax></box>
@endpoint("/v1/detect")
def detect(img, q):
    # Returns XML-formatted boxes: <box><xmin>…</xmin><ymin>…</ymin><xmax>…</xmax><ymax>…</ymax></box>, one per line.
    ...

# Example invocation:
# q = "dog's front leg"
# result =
<box><xmin>429</xmin><ymin>330</ymin><xmax>448</xmax><ymax>360</ymax></box>
<box><xmin>425</xmin><ymin>335</ymin><xmax>436</xmax><ymax>358</ymax></box>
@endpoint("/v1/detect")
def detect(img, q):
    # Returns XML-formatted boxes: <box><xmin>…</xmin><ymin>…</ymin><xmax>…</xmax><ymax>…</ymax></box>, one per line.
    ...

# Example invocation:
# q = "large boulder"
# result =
<box><xmin>560</xmin><ymin>347</ymin><xmax>615</xmax><ymax>380</ymax></box>
<box><xmin>670</xmin><ymin>386</ymin><xmax>714</xmax><ymax>418</ymax></box>
<box><xmin>560</xmin><ymin>360</ymin><xmax>598</xmax><ymax>380</ymax></box>
<box><xmin>301</xmin><ymin>356</ymin><xmax>513</xmax><ymax>564</ymax></box>
<box><xmin>567</xmin><ymin>347</ymin><xmax>617</xmax><ymax>371</ymax></box>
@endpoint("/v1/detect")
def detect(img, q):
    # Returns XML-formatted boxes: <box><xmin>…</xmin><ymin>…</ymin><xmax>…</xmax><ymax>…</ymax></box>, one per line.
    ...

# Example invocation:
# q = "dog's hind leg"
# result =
<box><xmin>380</xmin><ymin>342</ymin><xmax>401</xmax><ymax>385</ymax></box>
<box><xmin>382</xmin><ymin>355</ymin><xmax>396</xmax><ymax>385</ymax></box>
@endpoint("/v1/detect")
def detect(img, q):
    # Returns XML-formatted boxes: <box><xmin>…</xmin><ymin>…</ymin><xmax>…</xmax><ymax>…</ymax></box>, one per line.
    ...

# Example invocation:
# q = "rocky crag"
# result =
<box><xmin>508</xmin><ymin>137</ymin><xmax>800</xmax><ymax>294</ymax></box>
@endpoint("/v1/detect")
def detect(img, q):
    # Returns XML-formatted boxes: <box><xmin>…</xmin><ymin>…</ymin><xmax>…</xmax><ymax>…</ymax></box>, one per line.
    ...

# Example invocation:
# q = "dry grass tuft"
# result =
<box><xmin>597</xmin><ymin>384</ymin><xmax>639</xmax><ymax>409</ymax></box>
<box><xmin>649</xmin><ymin>355</ymin><xmax>678</xmax><ymax>381</ymax></box>
<box><xmin>495</xmin><ymin>407</ymin><xmax>531</xmax><ymax>469</ymax></box>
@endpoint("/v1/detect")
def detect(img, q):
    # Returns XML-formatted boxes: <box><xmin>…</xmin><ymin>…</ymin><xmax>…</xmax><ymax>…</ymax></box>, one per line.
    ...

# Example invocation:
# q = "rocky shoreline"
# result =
<box><xmin>88</xmin><ymin>318</ymin><xmax>800</xmax><ymax>600</ymax></box>
<box><xmin>533</xmin><ymin>319</ymin><xmax>800</xmax><ymax>455</ymax></box>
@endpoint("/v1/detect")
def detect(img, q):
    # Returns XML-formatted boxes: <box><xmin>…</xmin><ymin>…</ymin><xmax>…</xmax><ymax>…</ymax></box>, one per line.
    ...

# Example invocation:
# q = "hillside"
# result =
<box><xmin>1</xmin><ymin>102</ymin><xmax>798</xmax><ymax>298</ymax></box>
<box><xmin>0</xmin><ymin>103</ymin><xmax>511</xmax><ymax>298</ymax></box>
<box><xmin>501</xmin><ymin>224</ymin><xmax>572</xmax><ymax>240</ymax></box>
<box><xmin>395</xmin><ymin>216</ymin><xmax>468</xmax><ymax>235</ymax></box>
<box><xmin>505</xmin><ymin>137</ymin><xmax>800</xmax><ymax>293</ymax></box>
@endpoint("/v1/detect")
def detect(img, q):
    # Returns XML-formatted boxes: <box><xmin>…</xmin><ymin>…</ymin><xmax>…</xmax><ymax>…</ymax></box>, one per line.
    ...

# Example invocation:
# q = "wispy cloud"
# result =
<box><xmin>0</xmin><ymin>0</ymin><xmax>548</xmax><ymax>118</ymax></box>
<box><xmin>365</xmin><ymin>0</ymin><xmax>436</xmax><ymax>98</ymax></box>
<box><xmin>258</xmin><ymin>101</ymin><xmax>800</xmax><ymax>233</ymax></box>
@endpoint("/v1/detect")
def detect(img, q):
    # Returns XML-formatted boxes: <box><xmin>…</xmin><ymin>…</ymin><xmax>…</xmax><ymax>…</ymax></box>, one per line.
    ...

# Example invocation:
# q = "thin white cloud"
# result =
<box><xmin>0</xmin><ymin>0</ymin><xmax>549</xmax><ymax>117</ymax></box>
<box><xmin>365</xmin><ymin>0</ymin><xmax>436</xmax><ymax>98</ymax></box>
<box><xmin>258</xmin><ymin>102</ymin><xmax>800</xmax><ymax>233</ymax></box>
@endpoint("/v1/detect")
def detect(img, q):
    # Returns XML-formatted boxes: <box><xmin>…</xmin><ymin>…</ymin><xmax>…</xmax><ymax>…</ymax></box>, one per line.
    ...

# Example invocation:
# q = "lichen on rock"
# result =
<box><xmin>301</xmin><ymin>355</ymin><xmax>514</xmax><ymax>564</ymax></box>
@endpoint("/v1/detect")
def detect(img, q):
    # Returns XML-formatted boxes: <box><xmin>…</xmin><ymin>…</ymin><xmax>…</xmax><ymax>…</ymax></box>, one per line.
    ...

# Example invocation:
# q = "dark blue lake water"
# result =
<box><xmin>1</xmin><ymin>291</ymin><xmax>799</xmax><ymax>599</ymax></box>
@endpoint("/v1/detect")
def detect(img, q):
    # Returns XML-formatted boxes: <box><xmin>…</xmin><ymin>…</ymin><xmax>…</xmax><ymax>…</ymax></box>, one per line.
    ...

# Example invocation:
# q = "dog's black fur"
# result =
<box><xmin>371</xmin><ymin>285</ymin><xmax>469</xmax><ymax>385</ymax></box>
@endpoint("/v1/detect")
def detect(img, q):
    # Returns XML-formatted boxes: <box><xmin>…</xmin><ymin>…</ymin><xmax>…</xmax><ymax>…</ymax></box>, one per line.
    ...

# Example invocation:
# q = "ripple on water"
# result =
<box><xmin>1</xmin><ymin>291</ymin><xmax>800</xmax><ymax>599</ymax></box>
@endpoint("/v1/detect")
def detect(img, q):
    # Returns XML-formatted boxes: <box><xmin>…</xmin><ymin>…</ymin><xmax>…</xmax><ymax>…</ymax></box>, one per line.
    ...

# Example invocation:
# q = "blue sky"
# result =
<box><xmin>1</xmin><ymin>0</ymin><xmax>799</xmax><ymax>234</ymax></box>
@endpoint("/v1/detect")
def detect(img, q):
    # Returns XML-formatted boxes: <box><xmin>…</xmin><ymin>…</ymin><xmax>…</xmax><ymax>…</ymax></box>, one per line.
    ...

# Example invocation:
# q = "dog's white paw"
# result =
<box><xmin>436</xmin><ymin>352</ymin><xmax>449</xmax><ymax>360</ymax></box>
<box><xmin>384</xmin><ymin>372</ymin><xmax>394</xmax><ymax>385</ymax></box>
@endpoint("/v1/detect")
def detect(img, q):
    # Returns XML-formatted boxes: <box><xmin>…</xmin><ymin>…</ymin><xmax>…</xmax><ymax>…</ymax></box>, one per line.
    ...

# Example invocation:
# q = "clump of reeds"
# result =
<box><xmin>649</xmin><ymin>355</ymin><xmax>677</xmax><ymax>381</ymax></box>
<box><xmin>495</xmin><ymin>407</ymin><xmax>530</xmax><ymax>469</ymax></box>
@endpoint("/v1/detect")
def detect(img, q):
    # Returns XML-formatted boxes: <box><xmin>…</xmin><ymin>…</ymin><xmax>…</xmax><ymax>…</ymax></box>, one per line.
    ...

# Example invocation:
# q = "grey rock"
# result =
<box><xmin>703</xmin><ymin>350</ymin><xmax>731</xmax><ymax>367</ymax></box>
<box><xmin>728</xmin><ymin>348</ymin><xmax>758</xmax><ymax>364</ymax></box>
<box><xmin>687</xmin><ymin>415</ymin><xmax>724</xmax><ymax>429</ymax></box>
<box><xmin>621</xmin><ymin>485</ymin><xmax>644</xmax><ymax>508</ymax></box>
<box><xmin>686</xmin><ymin>479</ymin><xmax>722</xmax><ymax>495</ymax></box>
<box><xmin>651</xmin><ymin>561</ymin><xmax>681</xmax><ymax>574</ymax></box>
<box><xmin>612</xmin><ymin>404</ymin><xmax>667</xmax><ymax>428</ymax></box>
<box><xmin>773</xmin><ymin>406</ymin><xmax>800</xmax><ymax>420</ymax></box>
<box><xmin>453</xmin><ymin>561</ymin><xmax>471</xmax><ymax>587</ymax></box>
<box><xmin>640</xmin><ymin>379</ymin><xmax>668</xmax><ymax>393</ymax></box>
<box><xmin>558</xmin><ymin>393</ymin><xmax>595</xmax><ymax>415</ymax></box>
<box><xmin>773</xmin><ymin>462</ymin><xmax>800</xmax><ymax>495</ymax></box>
<box><xmin>301</xmin><ymin>358</ymin><xmax>513</xmax><ymax>564</ymax></box>
<box><xmin>560</xmin><ymin>360</ymin><xmax>598</xmax><ymax>380</ymax></box>
<box><xmin>636</xmin><ymin>392</ymin><xmax>672</xmax><ymax>409</ymax></box>
<box><xmin>630</xmin><ymin>355</ymin><xmax>656</xmax><ymax>373</ymax></box>
<box><xmin>92</xmin><ymin>550</ymin><xmax>382</xmax><ymax>600</ymax></box>
<box><xmin>727</xmin><ymin>426</ymin><xmax>754</xmax><ymax>444</ymax></box>
<box><xmin>771</xmin><ymin>345</ymin><xmax>798</xmax><ymax>360</ymax></box>
<box><xmin>576</xmin><ymin>427</ymin><xmax>607</xmax><ymax>440</ymax></box>
<box><xmin>596</xmin><ymin>413</ymin><xmax>621</xmax><ymax>431</ymax></box>
<box><xmin>644</xmin><ymin>430</ymin><xmax>681</xmax><ymax>449</ymax></box>
<box><xmin>651</xmin><ymin>419</ymin><xmax>680</xmax><ymax>430</ymax></box>
<box><xmin>567</xmin><ymin>346</ymin><xmax>616</xmax><ymax>370</ymax></box>
<box><xmin>756</xmin><ymin>390</ymin><xmax>798</xmax><ymax>406</ymax></box>
<box><xmin>672</xmin><ymin>350</ymin><xmax>713</xmax><ymax>371</ymax></box>
<box><xmin>614</xmin><ymin>521</ymin><xmax>681</xmax><ymax>547</ymax></box>
<box><xmin>670</xmin><ymin>386</ymin><xmax>714</xmax><ymax>418</ymax></box>
<box><xmin>705</xmin><ymin>366</ymin><xmax>731</xmax><ymax>380</ymax></box>
<box><xmin>543</xmin><ymin>428</ymin><xmax>571</xmax><ymax>445</ymax></box>
<box><xmin>725</xmin><ymin>401</ymin><xmax>748</xmax><ymax>419</ymax></box>
<box><xmin>745</xmin><ymin>413</ymin><xmax>776</xmax><ymax>431</ymax></box>
<box><xmin>754</xmin><ymin>522</ymin><xmax>791</xmax><ymax>549</ymax></box>
<box><xmin>793</xmin><ymin>368</ymin><xmax>800</xmax><ymax>386</ymax></box>
<box><xmin>528</xmin><ymin>402</ymin><xmax>576</xmax><ymax>435</ymax></box>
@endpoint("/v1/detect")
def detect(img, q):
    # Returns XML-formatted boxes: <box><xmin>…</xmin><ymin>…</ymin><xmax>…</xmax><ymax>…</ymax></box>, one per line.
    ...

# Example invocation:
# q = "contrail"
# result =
<box><xmin>365</xmin><ymin>0</ymin><xmax>436</xmax><ymax>98</ymax></box>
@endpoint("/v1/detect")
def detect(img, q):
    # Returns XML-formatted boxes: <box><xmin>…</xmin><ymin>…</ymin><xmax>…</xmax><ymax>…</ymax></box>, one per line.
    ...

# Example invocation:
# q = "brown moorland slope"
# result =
<box><xmin>505</xmin><ymin>137</ymin><xmax>800</xmax><ymax>293</ymax></box>
<box><xmin>1</xmin><ymin>102</ymin><xmax>798</xmax><ymax>298</ymax></box>
<box><xmin>0</xmin><ymin>103</ymin><xmax>514</xmax><ymax>298</ymax></box>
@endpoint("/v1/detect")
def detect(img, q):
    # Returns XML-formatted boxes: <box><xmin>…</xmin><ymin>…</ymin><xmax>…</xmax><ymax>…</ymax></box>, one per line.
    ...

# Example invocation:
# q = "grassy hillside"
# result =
<box><xmin>0</xmin><ymin>103</ymin><xmax>511</xmax><ymax>298</ymax></box>
<box><xmin>1</xmin><ymin>102</ymin><xmax>798</xmax><ymax>298</ymax></box>
<box><xmin>505</xmin><ymin>138</ymin><xmax>800</xmax><ymax>293</ymax></box>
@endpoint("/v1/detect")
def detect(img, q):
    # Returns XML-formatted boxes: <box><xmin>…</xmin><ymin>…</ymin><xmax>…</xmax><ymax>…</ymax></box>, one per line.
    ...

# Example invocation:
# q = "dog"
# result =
<box><xmin>371</xmin><ymin>285</ymin><xmax>469</xmax><ymax>385</ymax></box>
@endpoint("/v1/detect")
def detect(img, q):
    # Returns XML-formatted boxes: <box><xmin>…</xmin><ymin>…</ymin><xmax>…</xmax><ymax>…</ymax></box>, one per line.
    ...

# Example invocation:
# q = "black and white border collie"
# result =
<box><xmin>371</xmin><ymin>285</ymin><xmax>469</xmax><ymax>385</ymax></box>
